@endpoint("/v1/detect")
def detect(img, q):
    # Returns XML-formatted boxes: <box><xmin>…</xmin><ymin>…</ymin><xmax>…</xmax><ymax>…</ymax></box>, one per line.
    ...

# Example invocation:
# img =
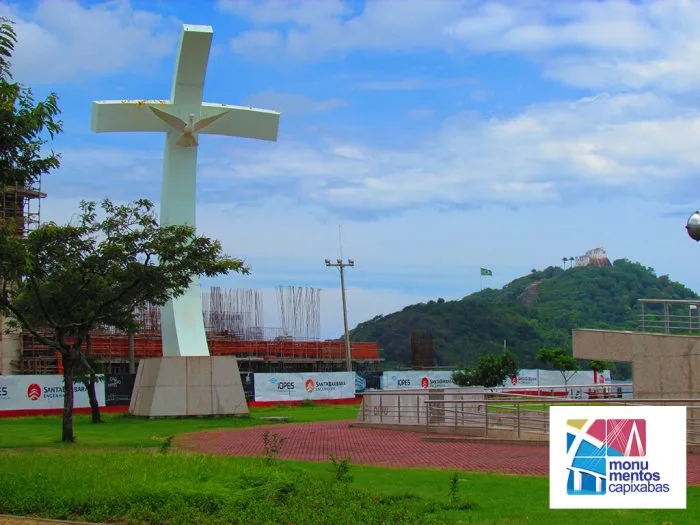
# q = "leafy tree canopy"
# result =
<box><xmin>0</xmin><ymin>17</ymin><xmax>61</xmax><ymax>191</ymax></box>
<box><xmin>0</xmin><ymin>198</ymin><xmax>247</xmax><ymax>442</ymax></box>
<box><xmin>452</xmin><ymin>349</ymin><xmax>519</xmax><ymax>388</ymax></box>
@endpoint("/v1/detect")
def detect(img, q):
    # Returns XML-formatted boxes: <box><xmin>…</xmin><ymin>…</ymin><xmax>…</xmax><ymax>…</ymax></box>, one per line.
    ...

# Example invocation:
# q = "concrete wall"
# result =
<box><xmin>357</xmin><ymin>388</ymin><xmax>485</xmax><ymax>426</ymax></box>
<box><xmin>573</xmin><ymin>329</ymin><xmax>700</xmax><ymax>399</ymax></box>
<box><xmin>129</xmin><ymin>356</ymin><xmax>248</xmax><ymax>417</ymax></box>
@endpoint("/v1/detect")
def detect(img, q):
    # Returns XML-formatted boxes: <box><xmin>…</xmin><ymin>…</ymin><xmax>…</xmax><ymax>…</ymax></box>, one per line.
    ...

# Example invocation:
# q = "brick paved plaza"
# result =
<box><xmin>176</xmin><ymin>421</ymin><xmax>700</xmax><ymax>483</ymax></box>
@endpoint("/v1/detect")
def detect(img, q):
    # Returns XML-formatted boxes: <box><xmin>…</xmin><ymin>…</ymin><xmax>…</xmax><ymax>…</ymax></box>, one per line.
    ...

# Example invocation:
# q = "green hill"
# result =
<box><xmin>349</xmin><ymin>259</ymin><xmax>698</xmax><ymax>375</ymax></box>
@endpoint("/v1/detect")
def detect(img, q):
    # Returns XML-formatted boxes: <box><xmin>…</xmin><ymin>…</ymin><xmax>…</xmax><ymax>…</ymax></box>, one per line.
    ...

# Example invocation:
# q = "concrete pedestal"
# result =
<box><xmin>129</xmin><ymin>356</ymin><xmax>248</xmax><ymax>417</ymax></box>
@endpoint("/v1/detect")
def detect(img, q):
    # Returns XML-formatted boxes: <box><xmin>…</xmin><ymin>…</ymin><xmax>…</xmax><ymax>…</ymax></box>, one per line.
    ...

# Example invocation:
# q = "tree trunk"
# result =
<box><xmin>62</xmin><ymin>353</ymin><xmax>76</xmax><ymax>443</ymax></box>
<box><xmin>86</xmin><ymin>375</ymin><xmax>101</xmax><ymax>423</ymax></box>
<box><xmin>128</xmin><ymin>332</ymin><xmax>135</xmax><ymax>374</ymax></box>
<box><xmin>83</xmin><ymin>334</ymin><xmax>102</xmax><ymax>423</ymax></box>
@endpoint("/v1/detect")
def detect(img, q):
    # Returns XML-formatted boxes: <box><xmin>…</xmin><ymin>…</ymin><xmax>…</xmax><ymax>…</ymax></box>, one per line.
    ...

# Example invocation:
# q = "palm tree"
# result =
<box><xmin>562</xmin><ymin>257</ymin><xmax>568</xmax><ymax>269</ymax></box>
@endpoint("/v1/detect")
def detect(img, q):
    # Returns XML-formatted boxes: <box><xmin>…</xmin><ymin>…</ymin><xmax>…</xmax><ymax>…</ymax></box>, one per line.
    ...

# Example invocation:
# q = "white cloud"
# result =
<box><xmin>219</xmin><ymin>0</ymin><xmax>352</xmax><ymax>27</ymax></box>
<box><xmin>2</xmin><ymin>0</ymin><xmax>178</xmax><ymax>84</ymax></box>
<box><xmin>222</xmin><ymin>0</ymin><xmax>467</xmax><ymax>60</ymax></box>
<box><xmin>220</xmin><ymin>0</ymin><xmax>700</xmax><ymax>93</ymax></box>
<box><xmin>244</xmin><ymin>90</ymin><xmax>346</xmax><ymax>115</ymax></box>
<box><xmin>49</xmin><ymin>90</ymin><xmax>700</xmax><ymax>215</ymax></box>
<box><xmin>189</xmin><ymin>91</ymin><xmax>700</xmax><ymax>212</ymax></box>
<box><xmin>354</xmin><ymin>77</ymin><xmax>474</xmax><ymax>91</ymax></box>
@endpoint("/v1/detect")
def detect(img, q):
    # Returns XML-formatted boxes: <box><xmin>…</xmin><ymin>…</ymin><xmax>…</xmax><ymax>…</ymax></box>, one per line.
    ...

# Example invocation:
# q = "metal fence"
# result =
<box><xmin>357</xmin><ymin>388</ymin><xmax>700</xmax><ymax>444</ymax></box>
<box><xmin>638</xmin><ymin>298</ymin><xmax>700</xmax><ymax>334</ymax></box>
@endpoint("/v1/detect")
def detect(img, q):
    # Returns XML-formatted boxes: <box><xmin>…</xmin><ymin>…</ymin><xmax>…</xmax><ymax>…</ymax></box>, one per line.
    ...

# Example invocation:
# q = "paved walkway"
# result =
<box><xmin>175</xmin><ymin>420</ymin><xmax>700</xmax><ymax>483</ymax></box>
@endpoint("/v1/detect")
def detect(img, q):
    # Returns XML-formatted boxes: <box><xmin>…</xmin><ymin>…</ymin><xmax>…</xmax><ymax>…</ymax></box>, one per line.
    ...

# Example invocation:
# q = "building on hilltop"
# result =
<box><xmin>574</xmin><ymin>248</ymin><xmax>611</xmax><ymax>268</ymax></box>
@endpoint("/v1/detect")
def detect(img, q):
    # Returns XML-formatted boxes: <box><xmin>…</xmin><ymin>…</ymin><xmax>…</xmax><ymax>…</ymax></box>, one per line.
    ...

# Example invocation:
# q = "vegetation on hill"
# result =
<box><xmin>350</xmin><ymin>259</ymin><xmax>697</xmax><ymax>376</ymax></box>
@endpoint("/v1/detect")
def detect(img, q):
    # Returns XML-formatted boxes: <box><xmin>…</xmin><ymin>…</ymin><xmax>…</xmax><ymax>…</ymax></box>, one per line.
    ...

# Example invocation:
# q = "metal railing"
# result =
<box><xmin>358</xmin><ymin>389</ymin><xmax>700</xmax><ymax>444</ymax></box>
<box><xmin>638</xmin><ymin>298</ymin><xmax>700</xmax><ymax>334</ymax></box>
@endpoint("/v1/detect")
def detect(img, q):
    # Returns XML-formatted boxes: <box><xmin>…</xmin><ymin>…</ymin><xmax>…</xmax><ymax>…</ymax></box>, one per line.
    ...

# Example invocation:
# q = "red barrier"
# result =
<box><xmin>63</xmin><ymin>335</ymin><xmax>380</xmax><ymax>361</ymax></box>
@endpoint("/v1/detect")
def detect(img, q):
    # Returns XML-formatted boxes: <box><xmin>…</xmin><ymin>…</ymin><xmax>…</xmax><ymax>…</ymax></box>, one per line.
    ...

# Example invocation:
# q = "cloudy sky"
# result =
<box><xmin>5</xmin><ymin>0</ymin><xmax>700</xmax><ymax>339</ymax></box>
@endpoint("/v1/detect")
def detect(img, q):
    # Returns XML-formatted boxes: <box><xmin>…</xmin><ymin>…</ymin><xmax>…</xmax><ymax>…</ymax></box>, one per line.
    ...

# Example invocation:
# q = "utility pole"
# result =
<box><xmin>325</xmin><ymin>258</ymin><xmax>354</xmax><ymax>372</ymax></box>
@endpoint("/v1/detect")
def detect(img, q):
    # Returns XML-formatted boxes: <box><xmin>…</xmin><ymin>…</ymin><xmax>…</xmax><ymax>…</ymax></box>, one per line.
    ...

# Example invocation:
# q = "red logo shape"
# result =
<box><xmin>420</xmin><ymin>377</ymin><xmax>429</xmax><ymax>389</ymax></box>
<box><xmin>27</xmin><ymin>383</ymin><xmax>41</xmax><ymax>401</ymax></box>
<box><xmin>305</xmin><ymin>379</ymin><xmax>315</xmax><ymax>393</ymax></box>
<box><xmin>511</xmin><ymin>376</ymin><xmax>518</xmax><ymax>386</ymax></box>
<box><xmin>607</xmin><ymin>419</ymin><xmax>646</xmax><ymax>456</ymax></box>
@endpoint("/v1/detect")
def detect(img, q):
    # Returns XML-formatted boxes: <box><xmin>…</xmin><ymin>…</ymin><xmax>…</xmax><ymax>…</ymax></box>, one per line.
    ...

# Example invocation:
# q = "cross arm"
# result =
<box><xmin>91</xmin><ymin>100</ymin><xmax>176</xmax><ymax>133</ymax></box>
<box><xmin>198</xmin><ymin>103</ymin><xmax>280</xmax><ymax>142</ymax></box>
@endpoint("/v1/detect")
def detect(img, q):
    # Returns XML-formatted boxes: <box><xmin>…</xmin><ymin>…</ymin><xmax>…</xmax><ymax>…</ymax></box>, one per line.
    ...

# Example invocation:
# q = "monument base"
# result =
<box><xmin>129</xmin><ymin>356</ymin><xmax>249</xmax><ymax>417</ymax></box>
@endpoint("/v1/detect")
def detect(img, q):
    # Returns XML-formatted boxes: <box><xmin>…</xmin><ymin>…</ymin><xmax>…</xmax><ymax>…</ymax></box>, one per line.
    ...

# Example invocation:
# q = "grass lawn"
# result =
<box><xmin>487</xmin><ymin>401</ymin><xmax>612</xmax><ymax>414</ymax></box>
<box><xmin>0</xmin><ymin>450</ymin><xmax>696</xmax><ymax>525</ymax></box>
<box><xmin>0</xmin><ymin>403</ymin><xmax>359</xmax><ymax>448</ymax></box>
<box><xmin>0</xmin><ymin>404</ymin><xmax>695</xmax><ymax>524</ymax></box>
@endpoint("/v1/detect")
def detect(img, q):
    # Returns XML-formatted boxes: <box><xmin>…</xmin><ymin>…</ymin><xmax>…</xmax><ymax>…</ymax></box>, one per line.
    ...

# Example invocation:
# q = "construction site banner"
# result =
<box><xmin>381</xmin><ymin>371</ymin><xmax>458</xmax><ymax>390</ymax></box>
<box><xmin>501</xmin><ymin>369</ymin><xmax>612</xmax><ymax>388</ymax></box>
<box><xmin>0</xmin><ymin>374</ymin><xmax>106</xmax><ymax>412</ymax></box>
<box><xmin>254</xmin><ymin>372</ymin><xmax>355</xmax><ymax>402</ymax></box>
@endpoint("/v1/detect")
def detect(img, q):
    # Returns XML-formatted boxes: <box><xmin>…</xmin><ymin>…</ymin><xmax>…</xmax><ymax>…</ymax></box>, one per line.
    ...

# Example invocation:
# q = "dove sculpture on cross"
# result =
<box><xmin>149</xmin><ymin>107</ymin><xmax>230</xmax><ymax>147</ymax></box>
<box><xmin>90</xmin><ymin>24</ymin><xmax>280</xmax><ymax>357</ymax></box>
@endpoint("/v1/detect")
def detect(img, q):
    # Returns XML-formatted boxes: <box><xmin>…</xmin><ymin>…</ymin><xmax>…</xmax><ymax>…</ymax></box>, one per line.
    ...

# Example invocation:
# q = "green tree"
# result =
<box><xmin>0</xmin><ymin>18</ymin><xmax>61</xmax><ymax>193</ymax></box>
<box><xmin>587</xmin><ymin>360</ymin><xmax>611</xmax><ymax>374</ymax></box>
<box><xmin>587</xmin><ymin>359</ymin><xmax>611</xmax><ymax>383</ymax></box>
<box><xmin>452</xmin><ymin>349</ymin><xmax>519</xmax><ymax>388</ymax></box>
<box><xmin>537</xmin><ymin>347</ymin><xmax>580</xmax><ymax>385</ymax></box>
<box><xmin>0</xmin><ymin>199</ymin><xmax>247</xmax><ymax>442</ymax></box>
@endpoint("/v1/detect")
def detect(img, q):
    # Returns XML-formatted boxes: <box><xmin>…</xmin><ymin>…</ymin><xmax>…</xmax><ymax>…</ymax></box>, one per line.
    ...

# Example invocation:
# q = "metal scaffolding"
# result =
<box><xmin>203</xmin><ymin>287</ymin><xmax>264</xmax><ymax>339</ymax></box>
<box><xmin>275</xmin><ymin>286</ymin><xmax>321</xmax><ymax>340</ymax></box>
<box><xmin>0</xmin><ymin>181</ymin><xmax>45</xmax><ymax>237</ymax></box>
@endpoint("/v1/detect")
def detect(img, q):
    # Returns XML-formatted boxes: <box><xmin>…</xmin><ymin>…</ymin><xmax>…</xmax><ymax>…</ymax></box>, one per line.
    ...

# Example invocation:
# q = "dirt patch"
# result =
<box><xmin>0</xmin><ymin>516</ymin><xmax>104</xmax><ymax>525</ymax></box>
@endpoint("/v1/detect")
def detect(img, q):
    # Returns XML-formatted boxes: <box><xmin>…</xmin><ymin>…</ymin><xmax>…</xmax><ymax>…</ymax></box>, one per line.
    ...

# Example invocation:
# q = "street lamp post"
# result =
<box><xmin>325</xmin><ymin>258</ymin><xmax>354</xmax><ymax>372</ymax></box>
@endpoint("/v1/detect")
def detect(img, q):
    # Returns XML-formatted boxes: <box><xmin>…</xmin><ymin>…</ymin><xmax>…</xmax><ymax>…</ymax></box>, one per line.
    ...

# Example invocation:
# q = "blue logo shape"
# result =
<box><xmin>391</xmin><ymin>375</ymin><xmax>398</xmax><ymax>381</ymax></box>
<box><xmin>269</xmin><ymin>377</ymin><xmax>277</xmax><ymax>384</ymax></box>
<box><xmin>567</xmin><ymin>419</ymin><xmax>608</xmax><ymax>496</ymax></box>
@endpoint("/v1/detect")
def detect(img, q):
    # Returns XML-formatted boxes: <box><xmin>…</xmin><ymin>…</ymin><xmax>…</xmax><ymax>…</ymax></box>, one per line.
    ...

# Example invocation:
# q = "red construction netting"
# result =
<box><xmin>69</xmin><ymin>336</ymin><xmax>380</xmax><ymax>361</ymax></box>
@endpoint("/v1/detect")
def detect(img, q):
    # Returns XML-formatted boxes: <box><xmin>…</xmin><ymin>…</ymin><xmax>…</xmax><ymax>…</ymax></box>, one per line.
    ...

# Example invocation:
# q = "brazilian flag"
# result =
<box><xmin>480</xmin><ymin>267</ymin><xmax>493</xmax><ymax>276</ymax></box>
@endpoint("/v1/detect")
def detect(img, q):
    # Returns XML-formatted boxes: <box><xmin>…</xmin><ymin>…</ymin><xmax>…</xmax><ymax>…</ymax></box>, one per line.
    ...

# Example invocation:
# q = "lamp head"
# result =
<box><xmin>324</xmin><ymin>259</ymin><xmax>331</xmax><ymax>266</ymax></box>
<box><xmin>687</xmin><ymin>211</ymin><xmax>700</xmax><ymax>241</ymax></box>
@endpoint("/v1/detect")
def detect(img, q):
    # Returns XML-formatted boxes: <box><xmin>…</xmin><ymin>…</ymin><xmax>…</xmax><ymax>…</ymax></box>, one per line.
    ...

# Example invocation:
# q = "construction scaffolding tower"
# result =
<box><xmin>0</xmin><ymin>180</ymin><xmax>45</xmax><ymax>238</ymax></box>
<box><xmin>2</xmin><ymin>178</ymin><xmax>48</xmax><ymax>374</ymax></box>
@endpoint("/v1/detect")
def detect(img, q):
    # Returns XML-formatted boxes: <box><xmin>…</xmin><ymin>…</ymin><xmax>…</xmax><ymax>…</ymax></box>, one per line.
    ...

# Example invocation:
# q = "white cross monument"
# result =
<box><xmin>91</xmin><ymin>25</ymin><xmax>280</xmax><ymax>358</ymax></box>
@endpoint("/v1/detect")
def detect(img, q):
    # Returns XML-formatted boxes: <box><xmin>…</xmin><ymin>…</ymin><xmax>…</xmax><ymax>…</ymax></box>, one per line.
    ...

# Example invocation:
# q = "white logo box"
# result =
<box><xmin>550</xmin><ymin>405</ymin><xmax>686</xmax><ymax>509</ymax></box>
